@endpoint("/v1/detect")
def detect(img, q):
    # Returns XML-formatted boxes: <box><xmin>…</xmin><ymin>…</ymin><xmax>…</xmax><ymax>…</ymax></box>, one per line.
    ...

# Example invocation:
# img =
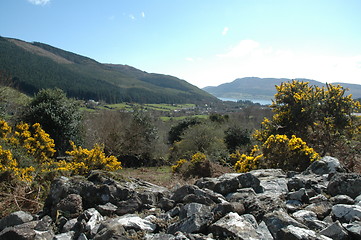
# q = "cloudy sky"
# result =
<box><xmin>1</xmin><ymin>0</ymin><xmax>361</xmax><ymax>87</ymax></box>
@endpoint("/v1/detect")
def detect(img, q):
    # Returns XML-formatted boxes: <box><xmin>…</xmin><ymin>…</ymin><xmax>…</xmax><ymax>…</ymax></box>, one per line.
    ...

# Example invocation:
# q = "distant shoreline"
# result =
<box><xmin>219</xmin><ymin>97</ymin><xmax>273</xmax><ymax>105</ymax></box>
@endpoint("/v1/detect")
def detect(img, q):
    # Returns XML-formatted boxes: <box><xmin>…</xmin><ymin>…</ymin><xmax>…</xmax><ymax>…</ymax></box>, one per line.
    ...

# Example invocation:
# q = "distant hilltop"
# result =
<box><xmin>203</xmin><ymin>77</ymin><xmax>361</xmax><ymax>101</ymax></box>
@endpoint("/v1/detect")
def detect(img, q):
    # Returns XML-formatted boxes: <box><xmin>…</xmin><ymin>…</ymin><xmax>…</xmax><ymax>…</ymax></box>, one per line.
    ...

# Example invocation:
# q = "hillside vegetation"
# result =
<box><xmin>204</xmin><ymin>77</ymin><xmax>361</xmax><ymax>100</ymax></box>
<box><xmin>0</xmin><ymin>37</ymin><xmax>217</xmax><ymax>104</ymax></box>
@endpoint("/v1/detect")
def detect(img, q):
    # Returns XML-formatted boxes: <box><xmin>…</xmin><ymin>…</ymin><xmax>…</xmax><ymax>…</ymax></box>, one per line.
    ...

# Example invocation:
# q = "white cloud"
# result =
<box><xmin>27</xmin><ymin>0</ymin><xmax>50</xmax><ymax>5</ymax></box>
<box><xmin>222</xmin><ymin>27</ymin><xmax>229</xmax><ymax>36</ymax></box>
<box><xmin>141</xmin><ymin>12</ymin><xmax>145</xmax><ymax>18</ymax></box>
<box><xmin>185</xmin><ymin>57</ymin><xmax>194</xmax><ymax>62</ymax></box>
<box><xmin>129</xmin><ymin>14</ymin><xmax>135</xmax><ymax>20</ymax></box>
<box><xmin>174</xmin><ymin>40</ymin><xmax>361</xmax><ymax>87</ymax></box>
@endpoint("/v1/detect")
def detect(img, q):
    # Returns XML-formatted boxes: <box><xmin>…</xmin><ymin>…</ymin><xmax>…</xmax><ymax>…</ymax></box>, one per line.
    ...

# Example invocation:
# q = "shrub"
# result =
<box><xmin>233</xmin><ymin>145</ymin><xmax>262</xmax><ymax>173</ymax></box>
<box><xmin>64</xmin><ymin>141</ymin><xmax>122</xmax><ymax>175</ymax></box>
<box><xmin>254</xmin><ymin>80</ymin><xmax>361</xmax><ymax>169</ymax></box>
<box><xmin>171</xmin><ymin>152</ymin><xmax>212</xmax><ymax>178</ymax></box>
<box><xmin>224</xmin><ymin>126</ymin><xmax>251</xmax><ymax>153</ymax></box>
<box><xmin>262</xmin><ymin>134</ymin><xmax>320</xmax><ymax>171</ymax></box>
<box><xmin>21</xmin><ymin>88</ymin><xmax>82</xmax><ymax>155</ymax></box>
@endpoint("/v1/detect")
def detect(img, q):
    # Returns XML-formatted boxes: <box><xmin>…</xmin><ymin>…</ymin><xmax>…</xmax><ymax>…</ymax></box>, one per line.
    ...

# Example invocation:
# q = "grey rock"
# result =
<box><xmin>354</xmin><ymin>194</ymin><xmax>361</xmax><ymax>208</ymax></box>
<box><xmin>196</xmin><ymin>172</ymin><xmax>261</xmax><ymax>196</ymax></box>
<box><xmin>319</xmin><ymin>220</ymin><xmax>350</xmax><ymax>240</ymax></box>
<box><xmin>332</xmin><ymin>204</ymin><xmax>361</xmax><ymax>222</ymax></box>
<box><xmin>145</xmin><ymin>232</ymin><xmax>177</xmax><ymax>240</ymax></box>
<box><xmin>292</xmin><ymin>210</ymin><xmax>329</xmax><ymax>231</ymax></box>
<box><xmin>209</xmin><ymin>212</ymin><xmax>272</xmax><ymax>240</ymax></box>
<box><xmin>225</xmin><ymin>188</ymin><xmax>268</xmax><ymax>220</ymax></box>
<box><xmin>264</xmin><ymin>210</ymin><xmax>307</xmax><ymax>239</ymax></box>
<box><xmin>288</xmin><ymin>188</ymin><xmax>309</xmax><ymax>203</ymax></box>
<box><xmin>82</xmin><ymin>208</ymin><xmax>104</xmax><ymax>237</ymax></box>
<box><xmin>113</xmin><ymin>214</ymin><xmax>156</xmax><ymax>232</ymax></box>
<box><xmin>54</xmin><ymin>231</ymin><xmax>75</xmax><ymax>240</ymax></box>
<box><xmin>278</xmin><ymin>225</ymin><xmax>332</xmax><ymax>240</ymax></box>
<box><xmin>34</xmin><ymin>215</ymin><xmax>52</xmax><ymax>231</ymax></box>
<box><xmin>327</xmin><ymin>173</ymin><xmax>361</xmax><ymax>198</ymax></box>
<box><xmin>305</xmin><ymin>156</ymin><xmax>345</xmax><ymax>175</ymax></box>
<box><xmin>55</xmin><ymin>193</ymin><xmax>83</xmax><ymax>219</ymax></box>
<box><xmin>330</xmin><ymin>195</ymin><xmax>355</xmax><ymax>205</ymax></box>
<box><xmin>116</xmin><ymin>196</ymin><xmax>142</xmax><ymax>215</ymax></box>
<box><xmin>61</xmin><ymin>218</ymin><xmax>78</xmax><ymax>233</ymax></box>
<box><xmin>96</xmin><ymin>202</ymin><xmax>117</xmax><ymax>216</ymax></box>
<box><xmin>342</xmin><ymin>221</ymin><xmax>361</xmax><ymax>239</ymax></box>
<box><xmin>167</xmin><ymin>210</ymin><xmax>213</xmax><ymax>234</ymax></box>
<box><xmin>305</xmin><ymin>201</ymin><xmax>332</xmax><ymax>220</ymax></box>
<box><xmin>93</xmin><ymin>220</ymin><xmax>127</xmax><ymax>240</ymax></box>
<box><xmin>179</xmin><ymin>203</ymin><xmax>211</xmax><ymax>220</ymax></box>
<box><xmin>288</xmin><ymin>177</ymin><xmax>306</xmax><ymax>191</ymax></box>
<box><xmin>158</xmin><ymin>198</ymin><xmax>176</xmax><ymax>211</ymax></box>
<box><xmin>212</xmin><ymin>202</ymin><xmax>245</xmax><ymax>221</ymax></box>
<box><xmin>0</xmin><ymin>211</ymin><xmax>33</xmax><ymax>231</ymax></box>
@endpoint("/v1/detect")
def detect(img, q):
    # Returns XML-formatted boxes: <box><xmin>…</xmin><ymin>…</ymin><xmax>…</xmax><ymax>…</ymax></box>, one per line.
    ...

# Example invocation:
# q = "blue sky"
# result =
<box><xmin>1</xmin><ymin>0</ymin><xmax>361</xmax><ymax>87</ymax></box>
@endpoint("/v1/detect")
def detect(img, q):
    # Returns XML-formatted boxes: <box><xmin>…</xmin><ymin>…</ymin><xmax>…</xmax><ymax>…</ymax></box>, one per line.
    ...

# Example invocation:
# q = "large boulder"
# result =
<box><xmin>305</xmin><ymin>156</ymin><xmax>345</xmax><ymax>175</ymax></box>
<box><xmin>332</xmin><ymin>204</ymin><xmax>361</xmax><ymax>222</ymax></box>
<box><xmin>209</xmin><ymin>212</ymin><xmax>273</xmax><ymax>240</ymax></box>
<box><xmin>0</xmin><ymin>211</ymin><xmax>33</xmax><ymax>232</ymax></box>
<box><xmin>327</xmin><ymin>173</ymin><xmax>361</xmax><ymax>198</ymax></box>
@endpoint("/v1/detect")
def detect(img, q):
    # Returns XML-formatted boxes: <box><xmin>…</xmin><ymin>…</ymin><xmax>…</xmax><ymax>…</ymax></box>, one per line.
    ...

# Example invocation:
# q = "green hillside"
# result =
<box><xmin>0</xmin><ymin>37</ymin><xmax>217</xmax><ymax>104</ymax></box>
<box><xmin>204</xmin><ymin>77</ymin><xmax>361</xmax><ymax>100</ymax></box>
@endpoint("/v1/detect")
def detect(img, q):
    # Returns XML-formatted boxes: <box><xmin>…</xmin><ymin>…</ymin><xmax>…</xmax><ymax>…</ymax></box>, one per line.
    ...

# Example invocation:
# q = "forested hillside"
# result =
<box><xmin>0</xmin><ymin>37</ymin><xmax>217</xmax><ymax>104</ymax></box>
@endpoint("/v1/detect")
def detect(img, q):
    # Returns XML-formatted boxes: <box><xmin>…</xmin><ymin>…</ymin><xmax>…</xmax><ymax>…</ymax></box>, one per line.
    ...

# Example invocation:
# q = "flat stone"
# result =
<box><xmin>0</xmin><ymin>211</ymin><xmax>33</xmax><ymax>231</ymax></box>
<box><xmin>319</xmin><ymin>221</ymin><xmax>349</xmax><ymax>240</ymax></box>
<box><xmin>332</xmin><ymin>204</ymin><xmax>361</xmax><ymax>222</ymax></box>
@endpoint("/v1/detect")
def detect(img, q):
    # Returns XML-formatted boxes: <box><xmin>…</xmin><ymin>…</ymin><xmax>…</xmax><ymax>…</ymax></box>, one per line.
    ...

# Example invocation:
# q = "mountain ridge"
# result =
<box><xmin>0</xmin><ymin>36</ymin><xmax>217</xmax><ymax>104</ymax></box>
<box><xmin>203</xmin><ymin>77</ymin><xmax>361</xmax><ymax>100</ymax></box>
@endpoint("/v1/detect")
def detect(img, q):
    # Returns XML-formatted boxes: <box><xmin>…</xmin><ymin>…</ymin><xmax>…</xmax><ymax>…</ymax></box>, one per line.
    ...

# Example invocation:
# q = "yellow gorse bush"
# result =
<box><xmin>0</xmin><ymin>119</ymin><xmax>121</xmax><ymax>182</ymax></box>
<box><xmin>171</xmin><ymin>158</ymin><xmax>188</xmax><ymax>173</ymax></box>
<box><xmin>262</xmin><ymin>134</ymin><xmax>319</xmax><ymax>171</ymax></box>
<box><xmin>233</xmin><ymin>145</ymin><xmax>263</xmax><ymax>173</ymax></box>
<box><xmin>65</xmin><ymin>141</ymin><xmax>122</xmax><ymax>175</ymax></box>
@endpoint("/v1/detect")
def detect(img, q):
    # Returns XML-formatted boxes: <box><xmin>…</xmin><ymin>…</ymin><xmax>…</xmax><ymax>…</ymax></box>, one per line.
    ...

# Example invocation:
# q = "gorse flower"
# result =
<box><xmin>0</xmin><ymin>119</ymin><xmax>121</xmax><ymax>182</ymax></box>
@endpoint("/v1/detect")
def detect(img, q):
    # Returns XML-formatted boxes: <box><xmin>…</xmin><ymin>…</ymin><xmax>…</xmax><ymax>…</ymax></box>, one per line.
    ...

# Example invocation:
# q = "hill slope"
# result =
<box><xmin>0</xmin><ymin>37</ymin><xmax>217</xmax><ymax>104</ymax></box>
<box><xmin>203</xmin><ymin>77</ymin><xmax>361</xmax><ymax>100</ymax></box>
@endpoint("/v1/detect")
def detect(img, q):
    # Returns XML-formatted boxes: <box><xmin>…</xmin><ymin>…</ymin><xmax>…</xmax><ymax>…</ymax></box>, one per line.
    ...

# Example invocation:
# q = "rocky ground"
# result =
<box><xmin>0</xmin><ymin>156</ymin><xmax>361</xmax><ymax>239</ymax></box>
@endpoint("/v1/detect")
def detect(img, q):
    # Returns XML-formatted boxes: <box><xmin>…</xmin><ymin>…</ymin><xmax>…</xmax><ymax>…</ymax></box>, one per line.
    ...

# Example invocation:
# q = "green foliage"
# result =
<box><xmin>83</xmin><ymin>109</ymin><xmax>166</xmax><ymax>167</ymax></box>
<box><xmin>21</xmin><ymin>88</ymin><xmax>82</xmax><ymax>154</ymax></box>
<box><xmin>224</xmin><ymin>126</ymin><xmax>251</xmax><ymax>153</ymax></box>
<box><xmin>0</xmin><ymin>37</ymin><xmax>217</xmax><ymax>104</ymax></box>
<box><xmin>209</xmin><ymin>113</ymin><xmax>229</xmax><ymax>124</ymax></box>
<box><xmin>168</xmin><ymin>118</ymin><xmax>202</xmax><ymax>144</ymax></box>
<box><xmin>169</xmin><ymin>123</ymin><xmax>228</xmax><ymax>162</ymax></box>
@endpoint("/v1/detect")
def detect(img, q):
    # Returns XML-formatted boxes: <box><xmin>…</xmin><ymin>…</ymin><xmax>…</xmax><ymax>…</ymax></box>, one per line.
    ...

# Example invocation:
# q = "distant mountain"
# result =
<box><xmin>0</xmin><ymin>37</ymin><xmax>217</xmax><ymax>104</ymax></box>
<box><xmin>203</xmin><ymin>77</ymin><xmax>361</xmax><ymax>100</ymax></box>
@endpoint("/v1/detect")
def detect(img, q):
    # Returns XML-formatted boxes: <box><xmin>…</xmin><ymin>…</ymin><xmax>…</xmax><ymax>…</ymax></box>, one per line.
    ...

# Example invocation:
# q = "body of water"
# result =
<box><xmin>219</xmin><ymin>97</ymin><xmax>273</xmax><ymax>105</ymax></box>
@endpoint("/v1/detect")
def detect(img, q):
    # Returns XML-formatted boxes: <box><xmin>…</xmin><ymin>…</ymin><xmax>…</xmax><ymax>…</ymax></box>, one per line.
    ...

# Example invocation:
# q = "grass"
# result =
<box><xmin>119</xmin><ymin>166</ymin><xmax>196</xmax><ymax>188</ymax></box>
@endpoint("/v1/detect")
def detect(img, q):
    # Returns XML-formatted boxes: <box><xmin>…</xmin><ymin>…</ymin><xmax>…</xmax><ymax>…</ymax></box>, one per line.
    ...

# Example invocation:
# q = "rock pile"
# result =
<box><xmin>1</xmin><ymin>156</ymin><xmax>361</xmax><ymax>239</ymax></box>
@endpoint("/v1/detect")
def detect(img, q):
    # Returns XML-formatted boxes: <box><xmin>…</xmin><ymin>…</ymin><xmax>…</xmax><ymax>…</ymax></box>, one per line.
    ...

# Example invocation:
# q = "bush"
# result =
<box><xmin>233</xmin><ymin>145</ymin><xmax>262</xmax><ymax>173</ymax></box>
<box><xmin>21</xmin><ymin>88</ymin><xmax>82</xmax><ymax>155</ymax></box>
<box><xmin>254</xmin><ymin>80</ymin><xmax>361</xmax><ymax>169</ymax></box>
<box><xmin>171</xmin><ymin>152</ymin><xmax>212</xmax><ymax>178</ymax></box>
<box><xmin>262</xmin><ymin>134</ymin><xmax>320</xmax><ymax>171</ymax></box>
<box><xmin>169</xmin><ymin>123</ymin><xmax>228</xmax><ymax>163</ymax></box>
<box><xmin>224</xmin><ymin>126</ymin><xmax>251</xmax><ymax>153</ymax></box>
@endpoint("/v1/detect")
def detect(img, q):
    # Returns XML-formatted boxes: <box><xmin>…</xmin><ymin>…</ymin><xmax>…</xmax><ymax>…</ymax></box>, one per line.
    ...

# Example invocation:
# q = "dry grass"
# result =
<box><xmin>120</xmin><ymin>163</ymin><xmax>233</xmax><ymax>189</ymax></box>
